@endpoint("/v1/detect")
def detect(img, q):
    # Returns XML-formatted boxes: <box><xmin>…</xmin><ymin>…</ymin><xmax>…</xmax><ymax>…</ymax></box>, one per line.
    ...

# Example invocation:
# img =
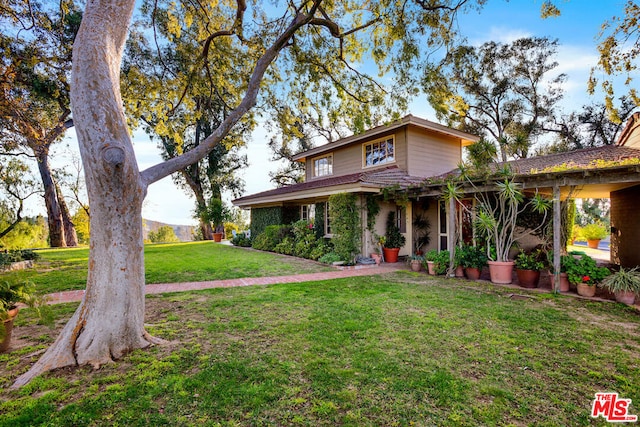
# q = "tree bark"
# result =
<box><xmin>35</xmin><ymin>150</ymin><xmax>66</xmax><ymax>247</ymax></box>
<box><xmin>12</xmin><ymin>0</ymin><xmax>156</xmax><ymax>388</ymax></box>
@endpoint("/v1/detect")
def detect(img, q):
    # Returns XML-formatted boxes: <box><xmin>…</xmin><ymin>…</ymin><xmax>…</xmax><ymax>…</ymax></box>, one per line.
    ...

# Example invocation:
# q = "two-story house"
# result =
<box><xmin>233</xmin><ymin>115</ymin><xmax>479</xmax><ymax>256</ymax></box>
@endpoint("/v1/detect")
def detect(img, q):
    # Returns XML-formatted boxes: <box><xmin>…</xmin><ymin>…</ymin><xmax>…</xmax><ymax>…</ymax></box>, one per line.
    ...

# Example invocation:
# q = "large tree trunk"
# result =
<box><xmin>12</xmin><ymin>0</ymin><xmax>158</xmax><ymax>388</ymax></box>
<box><xmin>181</xmin><ymin>168</ymin><xmax>214</xmax><ymax>240</ymax></box>
<box><xmin>35</xmin><ymin>150</ymin><xmax>66</xmax><ymax>247</ymax></box>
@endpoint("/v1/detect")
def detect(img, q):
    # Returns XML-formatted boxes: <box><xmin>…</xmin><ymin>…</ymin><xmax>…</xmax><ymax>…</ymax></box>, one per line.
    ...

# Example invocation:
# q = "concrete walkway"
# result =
<box><xmin>45</xmin><ymin>263</ymin><xmax>404</xmax><ymax>305</ymax></box>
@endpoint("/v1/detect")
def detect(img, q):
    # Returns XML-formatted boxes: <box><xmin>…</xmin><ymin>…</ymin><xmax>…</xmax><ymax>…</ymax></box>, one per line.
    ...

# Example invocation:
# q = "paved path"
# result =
<box><xmin>45</xmin><ymin>264</ymin><xmax>404</xmax><ymax>305</ymax></box>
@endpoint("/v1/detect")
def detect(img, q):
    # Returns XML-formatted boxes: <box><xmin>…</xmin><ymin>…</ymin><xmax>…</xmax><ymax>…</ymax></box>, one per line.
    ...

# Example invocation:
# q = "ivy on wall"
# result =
<box><xmin>328</xmin><ymin>193</ymin><xmax>361</xmax><ymax>262</ymax></box>
<box><xmin>250</xmin><ymin>207</ymin><xmax>283</xmax><ymax>237</ymax></box>
<box><xmin>314</xmin><ymin>202</ymin><xmax>326</xmax><ymax>239</ymax></box>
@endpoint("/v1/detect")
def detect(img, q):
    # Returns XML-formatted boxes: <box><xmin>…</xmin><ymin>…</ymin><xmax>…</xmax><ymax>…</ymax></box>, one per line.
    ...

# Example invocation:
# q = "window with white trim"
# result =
<box><xmin>301</xmin><ymin>204</ymin><xmax>315</xmax><ymax>222</ymax></box>
<box><xmin>363</xmin><ymin>137</ymin><xmax>395</xmax><ymax>167</ymax></box>
<box><xmin>313</xmin><ymin>154</ymin><xmax>333</xmax><ymax>177</ymax></box>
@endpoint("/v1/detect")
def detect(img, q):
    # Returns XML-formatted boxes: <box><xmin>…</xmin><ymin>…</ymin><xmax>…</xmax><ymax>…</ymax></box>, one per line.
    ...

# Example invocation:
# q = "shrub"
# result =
<box><xmin>562</xmin><ymin>253</ymin><xmax>609</xmax><ymax>285</ymax></box>
<box><xmin>319</xmin><ymin>252</ymin><xmax>343</xmax><ymax>264</ymax></box>
<box><xmin>224</xmin><ymin>222</ymin><xmax>240</xmax><ymax>239</ymax></box>
<box><xmin>328</xmin><ymin>193</ymin><xmax>361</xmax><ymax>263</ymax></box>
<box><xmin>292</xmin><ymin>220</ymin><xmax>318</xmax><ymax>259</ymax></box>
<box><xmin>252</xmin><ymin>225</ymin><xmax>291</xmax><ymax>252</ymax></box>
<box><xmin>309</xmin><ymin>240</ymin><xmax>332</xmax><ymax>261</ymax></box>
<box><xmin>231</xmin><ymin>232</ymin><xmax>252</xmax><ymax>247</ymax></box>
<box><xmin>274</xmin><ymin>236</ymin><xmax>295</xmax><ymax>255</ymax></box>
<box><xmin>434</xmin><ymin>250</ymin><xmax>450</xmax><ymax>275</ymax></box>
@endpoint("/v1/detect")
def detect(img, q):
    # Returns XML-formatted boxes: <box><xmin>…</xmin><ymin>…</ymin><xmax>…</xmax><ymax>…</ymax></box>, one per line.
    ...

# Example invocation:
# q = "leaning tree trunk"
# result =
<box><xmin>182</xmin><ymin>170</ymin><xmax>214</xmax><ymax>240</ymax></box>
<box><xmin>35</xmin><ymin>150</ymin><xmax>66</xmax><ymax>247</ymax></box>
<box><xmin>12</xmin><ymin>0</ymin><xmax>161</xmax><ymax>388</ymax></box>
<box><xmin>56</xmin><ymin>181</ymin><xmax>79</xmax><ymax>247</ymax></box>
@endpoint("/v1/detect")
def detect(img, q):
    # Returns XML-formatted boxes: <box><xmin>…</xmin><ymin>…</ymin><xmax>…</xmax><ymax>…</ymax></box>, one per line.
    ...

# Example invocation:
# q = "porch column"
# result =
<box><xmin>448</xmin><ymin>198</ymin><xmax>456</xmax><ymax>277</ymax></box>
<box><xmin>553</xmin><ymin>184</ymin><xmax>561</xmax><ymax>292</ymax></box>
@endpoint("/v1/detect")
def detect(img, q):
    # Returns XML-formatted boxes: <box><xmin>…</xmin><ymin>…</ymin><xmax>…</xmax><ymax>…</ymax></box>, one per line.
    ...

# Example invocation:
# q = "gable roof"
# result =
<box><xmin>617</xmin><ymin>112</ymin><xmax>640</xmax><ymax>148</ymax></box>
<box><xmin>292</xmin><ymin>114</ymin><xmax>480</xmax><ymax>162</ymax></box>
<box><xmin>233</xmin><ymin>166</ymin><xmax>424</xmax><ymax>208</ymax></box>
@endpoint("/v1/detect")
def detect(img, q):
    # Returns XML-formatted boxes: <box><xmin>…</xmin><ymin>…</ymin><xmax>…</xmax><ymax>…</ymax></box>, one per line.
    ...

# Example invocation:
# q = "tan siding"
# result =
<box><xmin>611</xmin><ymin>185</ymin><xmax>640</xmax><ymax>268</ymax></box>
<box><xmin>406</xmin><ymin>126</ymin><xmax>461</xmax><ymax>177</ymax></box>
<box><xmin>624</xmin><ymin>129</ymin><xmax>640</xmax><ymax>149</ymax></box>
<box><xmin>330</xmin><ymin>129</ymin><xmax>408</xmax><ymax>176</ymax></box>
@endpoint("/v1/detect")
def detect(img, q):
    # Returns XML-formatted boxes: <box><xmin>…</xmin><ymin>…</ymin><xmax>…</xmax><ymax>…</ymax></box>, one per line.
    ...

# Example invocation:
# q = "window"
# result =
<box><xmin>313</xmin><ymin>154</ymin><xmax>333</xmax><ymax>177</ymax></box>
<box><xmin>396</xmin><ymin>206</ymin><xmax>406</xmax><ymax>233</ymax></box>
<box><xmin>363</xmin><ymin>137</ymin><xmax>395</xmax><ymax>167</ymax></box>
<box><xmin>301</xmin><ymin>204</ymin><xmax>315</xmax><ymax>222</ymax></box>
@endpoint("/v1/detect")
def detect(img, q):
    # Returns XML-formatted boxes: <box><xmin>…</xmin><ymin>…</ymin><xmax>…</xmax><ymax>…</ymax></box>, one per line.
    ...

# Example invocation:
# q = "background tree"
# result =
<box><xmin>424</xmin><ymin>37</ymin><xmax>566</xmax><ymax>161</ymax></box>
<box><xmin>545</xmin><ymin>96</ymin><xmax>638</xmax><ymax>152</ymax></box>
<box><xmin>13</xmin><ymin>0</ymin><xmax>496</xmax><ymax>387</ymax></box>
<box><xmin>590</xmin><ymin>0</ymin><xmax>640</xmax><ymax>120</ymax></box>
<box><xmin>148</xmin><ymin>225</ymin><xmax>180</xmax><ymax>243</ymax></box>
<box><xmin>0</xmin><ymin>158</ymin><xmax>39</xmax><ymax>240</ymax></box>
<box><xmin>0</xmin><ymin>0</ymin><xmax>81</xmax><ymax>247</ymax></box>
<box><xmin>122</xmin><ymin>12</ymin><xmax>251</xmax><ymax>240</ymax></box>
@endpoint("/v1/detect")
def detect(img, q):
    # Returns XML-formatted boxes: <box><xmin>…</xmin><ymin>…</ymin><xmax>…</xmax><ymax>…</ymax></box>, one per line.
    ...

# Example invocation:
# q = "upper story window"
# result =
<box><xmin>363</xmin><ymin>137</ymin><xmax>395</xmax><ymax>167</ymax></box>
<box><xmin>313</xmin><ymin>154</ymin><xmax>333</xmax><ymax>177</ymax></box>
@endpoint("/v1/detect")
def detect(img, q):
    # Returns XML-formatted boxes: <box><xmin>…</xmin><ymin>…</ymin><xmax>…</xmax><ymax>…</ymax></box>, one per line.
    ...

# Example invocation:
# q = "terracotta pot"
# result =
<box><xmin>615</xmin><ymin>290</ymin><xmax>636</xmax><ymax>305</ymax></box>
<box><xmin>488</xmin><ymin>261</ymin><xmax>515</xmax><ymax>284</ymax></box>
<box><xmin>465</xmin><ymin>267</ymin><xmax>481</xmax><ymax>280</ymax></box>
<box><xmin>577</xmin><ymin>283</ymin><xmax>596</xmax><ymax>297</ymax></box>
<box><xmin>549</xmin><ymin>272</ymin><xmax>570</xmax><ymax>292</ymax></box>
<box><xmin>370</xmin><ymin>253</ymin><xmax>382</xmax><ymax>265</ymax></box>
<box><xmin>587</xmin><ymin>239</ymin><xmax>601</xmax><ymax>249</ymax></box>
<box><xmin>426</xmin><ymin>260</ymin><xmax>436</xmax><ymax>275</ymax></box>
<box><xmin>455</xmin><ymin>265</ymin><xmax>465</xmax><ymax>278</ymax></box>
<box><xmin>213</xmin><ymin>232</ymin><xmax>223</xmax><ymax>242</ymax></box>
<box><xmin>410</xmin><ymin>260</ymin><xmax>422</xmax><ymax>272</ymax></box>
<box><xmin>383</xmin><ymin>247</ymin><xmax>400</xmax><ymax>263</ymax></box>
<box><xmin>1</xmin><ymin>308</ymin><xmax>18</xmax><ymax>353</ymax></box>
<box><xmin>516</xmin><ymin>269</ymin><xmax>540</xmax><ymax>288</ymax></box>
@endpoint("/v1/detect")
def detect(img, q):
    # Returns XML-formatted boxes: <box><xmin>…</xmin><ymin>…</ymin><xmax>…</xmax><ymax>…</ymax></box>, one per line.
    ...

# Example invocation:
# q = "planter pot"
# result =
<box><xmin>426</xmin><ymin>261</ymin><xmax>436</xmax><ymax>275</ymax></box>
<box><xmin>614</xmin><ymin>290</ymin><xmax>636</xmax><ymax>305</ymax></box>
<box><xmin>549</xmin><ymin>272</ymin><xmax>570</xmax><ymax>292</ymax></box>
<box><xmin>455</xmin><ymin>265</ymin><xmax>465</xmax><ymax>278</ymax></box>
<box><xmin>465</xmin><ymin>267</ymin><xmax>481</xmax><ymax>280</ymax></box>
<box><xmin>587</xmin><ymin>239</ymin><xmax>601</xmax><ymax>249</ymax></box>
<box><xmin>1</xmin><ymin>308</ymin><xmax>18</xmax><ymax>353</ymax></box>
<box><xmin>410</xmin><ymin>261</ymin><xmax>422</xmax><ymax>272</ymax></box>
<box><xmin>516</xmin><ymin>269</ymin><xmax>540</xmax><ymax>288</ymax></box>
<box><xmin>383</xmin><ymin>247</ymin><xmax>400</xmax><ymax>263</ymax></box>
<box><xmin>577</xmin><ymin>283</ymin><xmax>596</xmax><ymax>297</ymax></box>
<box><xmin>488</xmin><ymin>261</ymin><xmax>515</xmax><ymax>284</ymax></box>
<box><xmin>370</xmin><ymin>253</ymin><xmax>382</xmax><ymax>265</ymax></box>
<box><xmin>213</xmin><ymin>232</ymin><xmax>223</xmax><ymax>242</ymax></box>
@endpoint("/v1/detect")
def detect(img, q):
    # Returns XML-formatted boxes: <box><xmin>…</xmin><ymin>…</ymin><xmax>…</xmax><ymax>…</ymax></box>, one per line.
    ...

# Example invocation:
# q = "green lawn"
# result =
<box><xmin>0</xmin><ymin>242</ymin><xmax>333</xmax><ymax>293</ymax></box>
<box><xmin>1</xmin><ymin>271</ymin><xmax>639</xmax><ymax>426</ymax></box>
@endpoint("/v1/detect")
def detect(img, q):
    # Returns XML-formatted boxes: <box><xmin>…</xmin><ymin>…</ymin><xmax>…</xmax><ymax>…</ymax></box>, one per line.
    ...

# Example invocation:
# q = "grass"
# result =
<box><xmin>1</xmin><ymin>271</ymin><xmax>639</xmax><ymax>425</ymax></box>
<box><xmin>0</xmin><ymin>242</ymin><xmax>333</xmax><ymax>294</ymax></box>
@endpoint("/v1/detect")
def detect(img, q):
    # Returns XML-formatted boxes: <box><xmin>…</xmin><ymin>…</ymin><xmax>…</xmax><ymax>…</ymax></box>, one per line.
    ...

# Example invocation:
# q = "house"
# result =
<box><xmin>233</xmin><ymin>115</ymin><xmax>480</xmax><ymax>256</ymax></box>
<box><xmin>234</xmin><ymin>112</ymin><xmax>640</xmax><ymax>268</ymax></box>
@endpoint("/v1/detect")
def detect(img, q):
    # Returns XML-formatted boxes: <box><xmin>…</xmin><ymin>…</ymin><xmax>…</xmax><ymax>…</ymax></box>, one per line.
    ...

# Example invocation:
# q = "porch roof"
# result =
<box><xmin>417</xmin><ymin>145</ymin><xmax>640</xmax><ymax>199</ymax></box>
<box><xmin>233</xmin><ymin>166</ymin><xmax>425</xmax><ymax>208</ymax></box>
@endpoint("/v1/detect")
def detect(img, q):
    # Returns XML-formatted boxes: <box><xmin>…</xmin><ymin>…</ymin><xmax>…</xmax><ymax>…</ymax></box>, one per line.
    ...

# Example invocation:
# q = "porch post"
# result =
<box><xmin>448</xmin><ymin>198</ymin><xmax>456</xmax><ymax>277</ymax></box>
<box><xmin>553</xmin><ymin>184</ymin><xmax>561</xmax><ymax>293</ymax></box>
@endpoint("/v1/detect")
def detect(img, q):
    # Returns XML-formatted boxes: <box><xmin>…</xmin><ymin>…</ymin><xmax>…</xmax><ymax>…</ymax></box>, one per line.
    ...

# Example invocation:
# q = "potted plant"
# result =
<box><xmin>428</xmin><ymin>250</ymin><xmax>450</xmax><ymax>275</ymax></box>
<box><xmin>383</xmin><ymin>211</ymin><xmax>406</xmax><ymax>263</ymax></box>
<box><xmin>514</xmin><ymin>250</ymin><xmax>544</xmax><ymax>288</ymax></box>
<box><xmin>600</xmin><ymin>267</ymin><xmax>640</xmax><ymax>305</ymax></box>
<box><xmin>204</xmin><ymin>198</ymin><xmax>231</xmax><ymax>242</ymax></box>
<box><xmin>370</xmin><ymin>234</ymin><xmax>384</xmax><ymax>265</ymax></box>
<box><xmin>453</xmin><ymin>247</ymin><xmax>465</xmax><ymax>277</ymax></box>
<box><xmin>581</xmin><ymin>223</ymin><xmax>609</xmax><ymax>249</ymax></box>
<box><xmin>412</xmin><ymin>214</ymin><xmax>431</xmax><ymax>256</ymax></box>
<box><xmin>459</xmin><ymin>245</ymin><xmax>488</xmax><ymax>280</ymax></box>
<box><xmin>1</xmin><ymin>280</ymin><xmax>49</xmax><ymax>352</ymax></box>
<box><xmin>423</xmin><ymin>249</ymin><xmax>438</xmax><ymax>275</ymax></box>
<box><xmin>471</xmin><ymin>174</ymin><xmax>550</xmax><ymax>285</ymax></box>
<box><xmin>408</xmin><ymin>255</ymin><xmax>424</xmax><ymax>272</ymax></box>
<box><xmin>563</xmin><ymin>253</ymin><xmax>609</xmax><ymax>297</ymax></box>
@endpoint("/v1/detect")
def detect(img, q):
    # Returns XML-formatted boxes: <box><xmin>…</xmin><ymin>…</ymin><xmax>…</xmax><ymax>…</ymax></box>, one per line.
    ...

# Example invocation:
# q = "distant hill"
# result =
<box><xmin>143</xmin><ymin>219</ymin><xmax>196</xmax><ymax>242</ymax></box>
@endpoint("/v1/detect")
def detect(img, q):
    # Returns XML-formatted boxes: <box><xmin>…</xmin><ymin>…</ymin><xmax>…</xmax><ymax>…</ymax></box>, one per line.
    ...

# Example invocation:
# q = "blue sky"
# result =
<box><xmin>42</xmin><ymin>0</ymin><xmax>629</xmax><ymax>226</ymax></box>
